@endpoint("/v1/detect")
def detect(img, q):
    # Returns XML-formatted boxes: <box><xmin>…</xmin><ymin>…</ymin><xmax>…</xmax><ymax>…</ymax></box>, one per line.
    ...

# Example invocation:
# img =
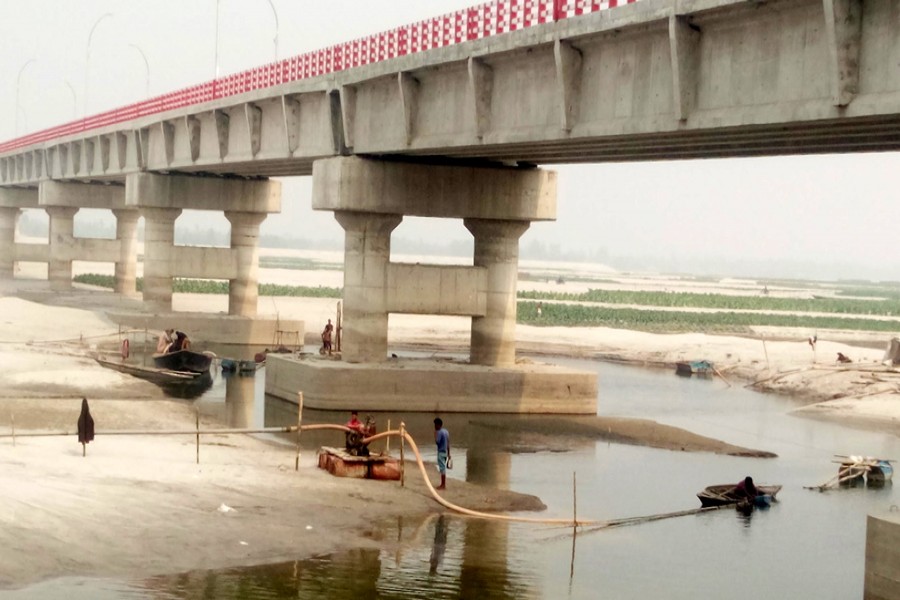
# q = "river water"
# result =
<box><xmin>3</xmin><ymin>357</ymin><xmax>898</xmax><ymax>599</ymax></box>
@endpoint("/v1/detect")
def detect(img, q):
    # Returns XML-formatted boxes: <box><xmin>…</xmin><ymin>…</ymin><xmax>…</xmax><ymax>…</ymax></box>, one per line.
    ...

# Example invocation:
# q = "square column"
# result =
<box><xmin>112</xmin><ymin>209</ymin><xmax>140</xmax><ymax>295</ymax></box>
<box><xmin>225</xmin><ymin>211</ymin><xmax>267</xmax><ymax>317</ymax></box>
<box><xmin>46</xmin><ymin>206</ymin><xmax>79</xmax><ymax>291</ymax></box>
<box><xmin>0</xmin><ymin>207</ymin><xmax>20</xmax><ymax>278</ymax></box>
<box><xmin>464</xmin><ymin>219</ymin><xmax>530</xmax><ymax>366</ymax></box>
<box><xmin>334</xmin><ymin>211</ymin><xmax>402</xmax><ymax>363</ymax></box>
<box><xmin>141</xmin><ymin>207</ymin><xmax>182</xmax><ymax>312</ymax></box>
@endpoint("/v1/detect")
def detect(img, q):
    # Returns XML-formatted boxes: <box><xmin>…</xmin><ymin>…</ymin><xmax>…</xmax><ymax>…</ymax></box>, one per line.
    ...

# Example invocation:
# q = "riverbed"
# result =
<box><xmin>5</xmin><ymin>357</ymin><xmax>896</xmax><ymax>599</ymax></box>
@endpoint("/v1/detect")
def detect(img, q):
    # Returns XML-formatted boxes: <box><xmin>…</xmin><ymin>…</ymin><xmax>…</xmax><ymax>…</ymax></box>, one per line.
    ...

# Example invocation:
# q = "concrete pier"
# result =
<box><xmin>45</xmin><ymin>206</ymin><xmax>77</xmax><ymax>291</ymax></box>
<box><xmin>113</xmin><ymin>209</ymin><xmax>140</xmax><ymax>295</ymax></box>
<box><xmin>865</xmin><ymin>512</ymin><xmax>900</xmax><ymax>599</ymax></box>
<box><xmin>125</xmin><ymin>172</ymin><xmax>281</xmax><ymax>316</ymax></box>
<box><xmin>0</xmin><ymin>206</ymin><xmax>19</xmax><ymax>277</ymax></box>
<box><xmin>264</xmin><ymin>156</ymin><xmax>599</xmax><ymax>414</ymax></box>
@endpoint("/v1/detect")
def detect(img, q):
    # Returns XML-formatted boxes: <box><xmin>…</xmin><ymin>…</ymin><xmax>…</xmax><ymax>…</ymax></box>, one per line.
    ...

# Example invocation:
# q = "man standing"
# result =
<box><xmin>434</xmin><ymin>417</ymin><xmax>450</xmax><ymax>491</ymax></box>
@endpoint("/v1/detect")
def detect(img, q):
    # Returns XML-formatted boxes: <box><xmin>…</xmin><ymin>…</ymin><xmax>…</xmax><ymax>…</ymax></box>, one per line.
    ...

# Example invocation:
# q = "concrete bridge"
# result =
<box><xmin>1</xmin><ymin>0</ymin><xmax>896</xmax><ymax>412</ymax></box>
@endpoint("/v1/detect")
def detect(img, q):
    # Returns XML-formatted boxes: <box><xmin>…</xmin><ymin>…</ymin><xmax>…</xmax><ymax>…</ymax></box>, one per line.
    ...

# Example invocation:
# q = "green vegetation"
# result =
<box><xmin>74</xmin><ymin>274</ymin><xmax>341</xmax><ymax>298</ymax></box>
<box><xmin>517</xmin><ymin>289</ymin><xmax>900</xmax><ymax>316</ymax></box>
<box><xmin>516</xmin><ymin>301</ymin><xmax>900</xmax><ymax>334</ymax></box>
<box><xmin>258</xmin><ymin>256</ymin><xmax>343</xmax><ymax>271</ymax></box>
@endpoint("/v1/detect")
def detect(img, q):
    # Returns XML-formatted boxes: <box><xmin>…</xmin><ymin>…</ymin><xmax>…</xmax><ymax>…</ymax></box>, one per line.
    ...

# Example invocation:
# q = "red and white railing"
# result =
<box><xmin>0</xmin><ymin>0</ymin><xmax>637</xmax><ymax>155</ymax></box>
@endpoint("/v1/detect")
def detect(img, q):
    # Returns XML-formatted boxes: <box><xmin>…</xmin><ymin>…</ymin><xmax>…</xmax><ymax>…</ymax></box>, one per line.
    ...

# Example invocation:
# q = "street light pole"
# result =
<box><xmin>265</xmin><ymin>0</ymin><xmax>279</xmax><ymax>62</ymax></box>
<box><xmin>64</xmin><ymin>80</ymin><xmax>78</xmax><ymax>119</ymax></box>
<box><xmin>129</xmin><ymin>44</ymin><xmax>151</xmax><ymax>98</ymax></box>
<box><xmin>15</xmin><ymin>59</ymin><xmax>36</xmax><ymax>137</ymax></box>
<box><xmin>84</xmin><ymin>12</ymin><xmax>113</xmax><ymax>117</ymax></box>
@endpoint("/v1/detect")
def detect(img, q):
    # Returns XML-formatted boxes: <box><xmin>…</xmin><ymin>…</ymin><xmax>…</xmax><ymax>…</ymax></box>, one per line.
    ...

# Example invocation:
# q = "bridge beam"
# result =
<box><xmin>313</xmin><ymin>156</ymin><xmax>556</xmax><ymax>366</ymax></box>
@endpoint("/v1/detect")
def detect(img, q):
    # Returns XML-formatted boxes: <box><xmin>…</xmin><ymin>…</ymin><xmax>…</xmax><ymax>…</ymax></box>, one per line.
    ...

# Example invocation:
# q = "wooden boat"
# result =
<box><xmin>676</xmin><ymin>360</ymin><xmax>714</xmax><ymax>377</ymax></box>
<box><xmin>835</xmin><ymin>456</ymin><xmax>893</xmax><ymax>485</ymax></box>
<box><xmin>221</xmin><ymin>358</ymin><xmax>261</xmax><ymax>374</ymax></box>
<box><xmin>96</xmin><ymin>357</ymin><xmax>202</xmax><ymax>384</ymax></box>
<box><xmin>697</xmin><ymin>484</ymin><xmax>782</xmax><ymax>508</ymax></box>
<box><xmin>153</xmin><ymin>350</ymin><xmax>214</xmax><ymax>374</ymax></box>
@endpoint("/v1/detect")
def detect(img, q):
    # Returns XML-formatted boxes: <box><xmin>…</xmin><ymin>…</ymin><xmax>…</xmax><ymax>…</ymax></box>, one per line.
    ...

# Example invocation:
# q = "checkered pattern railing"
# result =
<box><xmin>0</xmin><ymin>0</ymin><xmax>638</xmax><ymax>154</ymax></box>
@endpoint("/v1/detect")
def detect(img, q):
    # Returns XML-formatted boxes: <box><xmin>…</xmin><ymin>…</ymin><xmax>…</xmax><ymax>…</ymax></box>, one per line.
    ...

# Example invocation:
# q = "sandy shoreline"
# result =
<box><xmin>0</xmin><ymin>278</ymin><xmax>898</xmax><ymax>588</ymax></box>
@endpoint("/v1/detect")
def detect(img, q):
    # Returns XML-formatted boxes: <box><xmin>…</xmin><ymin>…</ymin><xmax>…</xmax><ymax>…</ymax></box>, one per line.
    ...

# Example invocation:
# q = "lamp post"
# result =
<box><xmin>84</xmin><ymin>12</ymin><xmax>113</xmax><ymax>117</ymax></box>
<box><xmin>129</xmin><ymin>44</ymin><xmax>151</xmax><ymax>98</ymax></box>
<box><xmin>64</xmin><ymin>80</ymin><xmax>78</xmax><ymax>119</ymax></box>
<box><xmin>15</xmin><ymin>59</ymin><xmax>36</xmax><ymax>137</ymax></box>
<box><xmin>265</xmin><ymin>0</ymin><xmax>279</xmax><ymax>62</ymax></box>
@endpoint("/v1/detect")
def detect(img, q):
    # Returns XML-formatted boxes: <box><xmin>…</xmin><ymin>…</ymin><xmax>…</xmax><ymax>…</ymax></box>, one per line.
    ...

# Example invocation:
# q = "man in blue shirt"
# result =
<box><xmin>434</xmin><ymin>417</ymin><xmax>450</xmax><ymax>491</ymax></box>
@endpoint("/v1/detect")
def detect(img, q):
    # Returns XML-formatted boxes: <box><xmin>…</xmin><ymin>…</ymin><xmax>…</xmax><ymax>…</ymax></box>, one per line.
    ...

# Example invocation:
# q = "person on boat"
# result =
<box><xmin>346</xmin><ymin>411</ymin><xmax>364</xmax><ymax>432</ymax></box>
<box><xmin>156</xmin><ymin>329</ymin><xmax>175</xmax><ymax>353</ymax></box>
<box><xmin>733</xmin><ymin>476</ymin><xmax>759</xmax><ymax>499</ymax></box>
<box><xmin>167</xmin><ymin>331</ymin><xmax>190</xmax><ymax>353</ymax></box>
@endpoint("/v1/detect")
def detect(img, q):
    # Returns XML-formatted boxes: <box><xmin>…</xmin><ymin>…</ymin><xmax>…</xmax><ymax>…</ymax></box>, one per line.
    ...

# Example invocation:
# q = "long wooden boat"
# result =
<box><xmin>95</xmin><ymin>357</ymin><xmax>202</xmax><ymax>384</ymax></box>
<box><xmin>153</xmin><ymin>350</ymin><xmax>214</xmax><ymax>374</ymax></box>
<box><xmin>697</xmin><ymin>484</ymin><xmax>782</xmax><ymax>508</ymax></box>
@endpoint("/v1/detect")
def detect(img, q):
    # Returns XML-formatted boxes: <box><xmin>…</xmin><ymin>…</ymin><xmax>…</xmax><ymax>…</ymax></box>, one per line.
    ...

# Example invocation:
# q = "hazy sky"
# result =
<box><xmin>2</xmin><ymin>1</ymin><xmax>898</xmax><ymax>282</ymax></box>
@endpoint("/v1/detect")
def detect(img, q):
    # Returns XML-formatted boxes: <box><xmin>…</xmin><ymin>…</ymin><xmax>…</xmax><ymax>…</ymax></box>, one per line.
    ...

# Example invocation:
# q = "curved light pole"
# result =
<box><xmin>64</xmin><ymin>80</ymin><xmax>78</xmax><ymax>119</ymax></box>
<box><xmin>265</xmin><ymin>0</ymin><xmax>279</xmax><ymax>62</ymax></box>
<box><xmin>84</xmin><ymin>12</ymin><xmax>113</xmax><ymax>117</ymax></box>
<box><xmin>15</xmin><ymin>59</ymin><xmax>36</xmax><ymax>136</ymax></box>
<box><xmin>129</xmin><ymin>43</ymin><xmax>151</xmax><ymax>98</ymax></box>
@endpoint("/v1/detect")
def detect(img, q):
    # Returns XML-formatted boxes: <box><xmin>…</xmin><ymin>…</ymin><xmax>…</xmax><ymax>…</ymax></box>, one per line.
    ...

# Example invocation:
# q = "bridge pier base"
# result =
<box><xmin>268</xmin><ymin>156</ymin><xmax>598</xmax><ymax>414</ymax></box>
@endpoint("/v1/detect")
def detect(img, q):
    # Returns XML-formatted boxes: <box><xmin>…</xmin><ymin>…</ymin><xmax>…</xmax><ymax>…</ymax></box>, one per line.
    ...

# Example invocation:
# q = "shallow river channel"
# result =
<box><xmin>5</xmin><ymin>357</ymin><xmax>899</xmax><ymax>599</ymax></box>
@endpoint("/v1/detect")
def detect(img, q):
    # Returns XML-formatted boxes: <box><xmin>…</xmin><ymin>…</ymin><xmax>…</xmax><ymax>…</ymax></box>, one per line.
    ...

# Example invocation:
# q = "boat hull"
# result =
<box><xmin>153</xmin><ymin>350</ymin><xmax>213</xmax><ymax>374</ymax></box>
<box><xmin>697</xmin><ymin>484</ymin><xmax>782</xmax><ymax>508</ymax></box>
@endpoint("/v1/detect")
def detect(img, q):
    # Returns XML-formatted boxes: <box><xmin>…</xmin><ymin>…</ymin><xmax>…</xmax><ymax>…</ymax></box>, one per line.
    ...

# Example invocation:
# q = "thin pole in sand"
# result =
<box><xmin>295</xmin><ymin>392</ymin><xmax>304</xmax><ymax>471</ymax></box>
<box><xmin>573</xmin><ymin>471</ymin><xmax>578</xmax><ymax>527</ymax></box>
<box><xmin>195</xmin><ymin>409</ymin><xmax>200</xmax><ymax>464</ymax></box>
<box><xmin>761</xmin><ymin>338</ymin><xmax>770</xmax><ymax>370</ymax></box>
<box><xmin>10</xmin><ymin>413</ymin><xmax>15</xmax><ymax>447</ymax></box>
<box><xmin>386</xmin><ymin>419</ymin><xmax>391</xmax><ymax>455</ymax></box>
<box><xmin>399</xmin><ymin>421</ymin><xmax>406</xmax><ymax>487</ymax></box>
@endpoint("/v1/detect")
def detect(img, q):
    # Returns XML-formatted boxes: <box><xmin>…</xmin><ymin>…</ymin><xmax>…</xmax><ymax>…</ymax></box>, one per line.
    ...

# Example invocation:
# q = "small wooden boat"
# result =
<box><xmin>835</xmin><ymin>456</ymin><xmax>893</xmax><ymax>485</ymax></box>
<box><xmin>676</xmin><ymin>360</ymin><xmax>714</xmax><ymax>377</ymax></box>
<box><xmin>153</xmin><ymin>350</ymin><xmax>214</xmax><ymax>374</ymax></box>
<box><xmin>697</xmin><ymin>484</ymin><xmax>782</xmax><ymax>508</ymax></box>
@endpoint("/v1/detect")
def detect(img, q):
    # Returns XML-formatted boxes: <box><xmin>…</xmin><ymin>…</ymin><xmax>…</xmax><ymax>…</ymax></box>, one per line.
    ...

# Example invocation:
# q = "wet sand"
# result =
<box><xmin>0</xmin><ymin>271</ymin><xmax>897</xmax><ymax>587</ymax></box>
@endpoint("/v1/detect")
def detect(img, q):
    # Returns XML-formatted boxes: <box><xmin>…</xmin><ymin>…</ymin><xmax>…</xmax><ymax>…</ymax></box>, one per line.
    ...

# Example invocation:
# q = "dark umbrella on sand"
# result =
<box><xmin>77</xmin><ymin>397</ymin><xmax>94</xmax><ymax>457</ymax></box>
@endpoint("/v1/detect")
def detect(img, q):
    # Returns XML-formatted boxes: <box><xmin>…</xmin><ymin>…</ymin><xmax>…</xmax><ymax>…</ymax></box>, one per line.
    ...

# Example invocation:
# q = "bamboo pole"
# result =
<box><xmin>195</xmin><ymin>410</ymin><xmax>200</xmax><ymax>465</ymax></box>
<box><xmin>399</xmin><ymin>421</ymin><xmax>406</xmax><ymax>487</ymax></box>
<box><xmin>10</xmin><ymin>412</ymin><xmax>14</xmax><ymax>447</ymax></box>
<box><xmin>385</xmin><ymin>419</ymin><xmax>391</xmax><ymax>455</ymax></box>
<box><xmin>295</xmin><ymin>392</ymin><xmax>304</xmax><ymax>471</ymax></box>
<box><xmin>761</xmin><ymin>338</ymin><xmax>770</xmax><ymax>370</ymax></box>
<box><xmin>573</xmin><ymin>471</ymin><xmax>578</xmax><ymax>527</ymax></box>
<box><xmin>0</xmin><ymin>423</ymin><xmax>353</xmax><ymax>440</ymax></box>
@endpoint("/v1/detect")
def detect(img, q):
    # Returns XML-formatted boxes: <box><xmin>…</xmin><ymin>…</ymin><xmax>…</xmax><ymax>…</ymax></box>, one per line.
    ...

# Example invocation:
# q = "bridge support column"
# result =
<box><xmin>334</xmin><ymin>211</ymin><xmax>403</xmax><ymax>363</ymax></box>
<box><xmin>46</xmin><ymin>206</ymin><xmax>78</xmax><ymax>291</ymax></box>
<box><xmin>225</xmin><ymin>211</ymin><xmax>267</xmax><ymax>317</ymax></box>
<box><xmin>0</xmin><ymin>207</ymin><xmax>20</xmax><ymax>278</ymax></box>
<box><xmin>141</xmin><ymin>207</ymin><xmax>182</xmax><ymax>312</ymax></box>
<box><xmin>113</xmin><ymin>209</ymin><xmax>139</xmax><ymax>295</ymax></box>
<box><xmin>464</xmin><ymin>219</ymin><xmax>529</xmax><ymax>366</ymax></box>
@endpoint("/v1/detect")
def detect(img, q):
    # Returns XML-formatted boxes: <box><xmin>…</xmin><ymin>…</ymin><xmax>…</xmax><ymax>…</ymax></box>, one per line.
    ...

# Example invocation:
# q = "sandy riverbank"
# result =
<box><xmin>0</xmin><ymin>274</ymin><xmax>898</xmax><ymax>587</ymax></box>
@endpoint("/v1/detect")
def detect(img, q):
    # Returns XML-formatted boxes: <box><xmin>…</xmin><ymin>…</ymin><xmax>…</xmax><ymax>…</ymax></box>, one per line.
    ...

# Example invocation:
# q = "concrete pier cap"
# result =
<box><xmin>125</xmin><ymin>172</ymin><xmax>281</xmax><ymax>213</ymax></box>
<box><xmin>311</xmin><ymin>156</ymin><xmax>556</xmax><ymax>220</ymax></box>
